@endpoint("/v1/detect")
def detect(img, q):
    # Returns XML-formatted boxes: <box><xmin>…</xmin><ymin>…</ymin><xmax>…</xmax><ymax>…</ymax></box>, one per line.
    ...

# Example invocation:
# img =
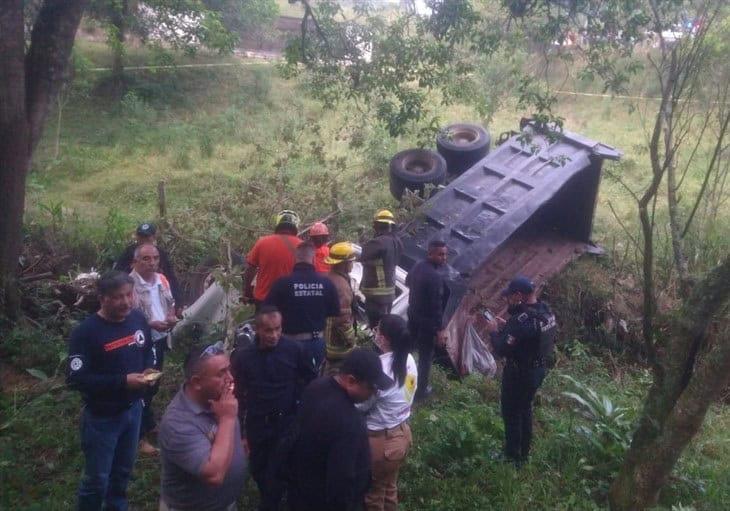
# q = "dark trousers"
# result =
<box><xmin>140</xmin><ymin>337</ymin><xmax>166</xmax><ymax>439</ymax></box>
<box><xmin>248</xmin><ymin>420</ymin><xmax>291</xmax><ymax>511</ymax></box>
<box><xmin>410</xmin><ymin>320</ymin><xmax>454</xmax><ymax>398</ymax></box>
<box><xmin>78</xmin><ymin>400</ymin><xmax>143</xmax><ymax>511</ymax></box>
<box><xmin>364</xmin><ymin>299</ymin><xmax>392</xmax><ymax>329</ymax></box>
<box><xmin>293</xmin><ymin>335</ymin><xmax>326</xmax><ymax>374</ymax></box>
<box><xmin>500</xmin><ymin>364</ymin><xmax>546</xmax><ymax>462</ymax></box>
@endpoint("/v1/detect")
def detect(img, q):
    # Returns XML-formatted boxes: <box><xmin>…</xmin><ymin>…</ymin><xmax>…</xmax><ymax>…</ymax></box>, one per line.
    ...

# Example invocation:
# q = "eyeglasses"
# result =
<box><xmin>199</xmin><ymin>341</ymin><xmax>225</xmax><ymax>359</ymax></box>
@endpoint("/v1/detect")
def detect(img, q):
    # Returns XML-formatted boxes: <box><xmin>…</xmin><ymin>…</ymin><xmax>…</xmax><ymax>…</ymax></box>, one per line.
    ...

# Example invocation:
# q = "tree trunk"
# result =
<box><xmin>609</xmin><ymin>257</ymin><xmax>730</xmax><ymax>510</ymax></box>
<box><xmin>0</xmin><ymin>1</ymin><xmax>31</xmax><ymax>321</ymax></box>
<box><xmin>109</xmin><ymin>0</ymin><xmax>128</xmax><ymax>95</ymax></box>
<box><xmin>0</xmin><ymin>0</ymin><xmax>87</xmax><ymax>320</ymax></box>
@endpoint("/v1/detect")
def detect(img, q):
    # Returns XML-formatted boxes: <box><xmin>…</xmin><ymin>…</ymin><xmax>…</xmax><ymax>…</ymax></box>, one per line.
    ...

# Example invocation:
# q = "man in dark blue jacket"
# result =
<box><xmin>232</xmin><ymin>306</ymin><xmax>317</xmax><ymax>511</ymax></box>
<box><xmin>288</xmin><ymin>348</ymin><xmax>393</xmax><ymax>511</ymax></box>
<box><xmin>406</xmin><ymin>239</ymin><xmax>450</xmax><ymax>401</ymax></box>
<box><xmin>486</xmin><ymin>275</ymin><xmax>557</xmax><ymax>465</ymax></box>
<box><xmin>264</xmin><ymin>242</ymin><xmax>340</xmax><ymax>372</ymax></box>
<box><xmin>67</xmin><ymin>270</ymin><xmax>156</xmax><ymax>511</ymax></box>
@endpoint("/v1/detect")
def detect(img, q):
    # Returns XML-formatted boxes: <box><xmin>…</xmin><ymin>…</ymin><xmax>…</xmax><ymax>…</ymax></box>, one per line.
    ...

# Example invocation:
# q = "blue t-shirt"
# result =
<box><xmin>264</xmin><ymin>263</ymin><xmax>340</xmax><ymax>335</ymax></box>
<box><xmin>67</xmin><ymin>310</ymin><xmax>154</xmax><ymax>415</ymax></box>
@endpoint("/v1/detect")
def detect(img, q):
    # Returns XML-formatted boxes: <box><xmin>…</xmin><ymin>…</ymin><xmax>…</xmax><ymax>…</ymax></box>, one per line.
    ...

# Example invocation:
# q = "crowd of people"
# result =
<box><xmin>66</xmin><ymin>208</ymin><xmax>557</xmax><ymax>511</ymax></box>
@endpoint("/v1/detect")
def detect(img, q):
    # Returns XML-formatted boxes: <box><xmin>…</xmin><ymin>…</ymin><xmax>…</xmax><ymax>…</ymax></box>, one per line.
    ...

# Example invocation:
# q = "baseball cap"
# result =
<box><xmin>501</xmin><ymin>275</ymin><xmax>535</xmax><ymax>296</ymax></box>
<box><xmin>136</xmin><ymin>222</ymin><xmax>157</xmax><ymax>236</ymax></box>
<box><xmin>340</xmin><ymin>348</ymin><xmax>394</xmax><ymax>391</ymax></box>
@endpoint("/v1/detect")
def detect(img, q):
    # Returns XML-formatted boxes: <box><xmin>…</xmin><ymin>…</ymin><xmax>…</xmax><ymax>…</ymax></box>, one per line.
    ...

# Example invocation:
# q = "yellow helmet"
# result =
<box><xmin>324</xmin><ymin>242</ymin><xmax>358</xmax><ymax>265</ymax></box>
<box><xmin>373</xmin><ymin>209</ymin><xmax>396</xmax><ymax>225</ymax></box>
<box><xmin>275</xmin><ymin>209</ymin><xmax>300</xmax><ymax>229</ymax></box>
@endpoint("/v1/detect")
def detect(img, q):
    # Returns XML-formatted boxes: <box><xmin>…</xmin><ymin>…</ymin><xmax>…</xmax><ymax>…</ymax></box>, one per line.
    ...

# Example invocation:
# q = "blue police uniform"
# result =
<box><xmin>491</xmin><ymin>301</ymin><xmax>556</xmax><ymax>464</ymax></box>
<box><xmin>231</xmin><ymin>336</ymin><xmax>317</xmax><ymax>511</ymax></box>
<box><xmin>264</xmin><ymin>262</ymin><xmax>340</xmax><ymax>371</ymax></box>
<box><xmin>67</xmin><ymin>309</ymin><xmax>154</xmax><ymax>511</ymax></box>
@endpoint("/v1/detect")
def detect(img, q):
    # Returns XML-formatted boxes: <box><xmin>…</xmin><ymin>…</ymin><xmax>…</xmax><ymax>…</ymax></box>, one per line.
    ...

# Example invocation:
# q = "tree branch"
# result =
<box><xmin>682</xmin><ymin>109</ymin><xmax>730</xmax><ymax>238</ymax></box>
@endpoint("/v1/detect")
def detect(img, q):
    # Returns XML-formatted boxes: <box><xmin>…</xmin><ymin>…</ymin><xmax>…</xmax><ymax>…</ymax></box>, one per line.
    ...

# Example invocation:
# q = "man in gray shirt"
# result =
<box><xmin>159</xmin><ymin>342</ymin><xmax>248</xmax><ymax>511</ymax></box>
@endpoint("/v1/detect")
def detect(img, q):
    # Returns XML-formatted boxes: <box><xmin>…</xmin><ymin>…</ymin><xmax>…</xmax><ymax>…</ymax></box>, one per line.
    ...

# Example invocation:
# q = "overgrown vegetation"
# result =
<box><xmin>2</xmin><ymin>5</ymin><xmax>729</xmax><ymax>509</ymax></box>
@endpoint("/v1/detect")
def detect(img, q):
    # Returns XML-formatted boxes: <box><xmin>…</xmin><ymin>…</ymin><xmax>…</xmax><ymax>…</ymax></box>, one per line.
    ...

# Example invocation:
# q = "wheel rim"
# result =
<box><xmin>449</xmin><ymin>127</ymin><xmax>478</xmax><ymax>145</ymax></box>
<box><xmin>403</xmin><ymin>153</ymin><xmax>435</xmax><ymax>174</ymax></box>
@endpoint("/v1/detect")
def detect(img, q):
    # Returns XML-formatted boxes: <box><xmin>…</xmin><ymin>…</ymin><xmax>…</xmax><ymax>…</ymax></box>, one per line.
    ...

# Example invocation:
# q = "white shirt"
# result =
<box><xmin>139</xmin><ymin>273</ymin><xmax>167</xmax><ymax>341</ymax></box>
<box><xmin>361</xmin><ymin>352</ymin><xmax>418</xmax><ymax>431</ymax></box>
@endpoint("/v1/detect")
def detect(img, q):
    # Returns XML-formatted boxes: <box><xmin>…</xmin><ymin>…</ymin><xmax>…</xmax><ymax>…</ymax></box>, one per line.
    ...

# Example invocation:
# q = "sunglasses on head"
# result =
<box><xmin>199</xmin><ymin>341</ymin><xmax>225</xmax><ymax>359</ymax></box>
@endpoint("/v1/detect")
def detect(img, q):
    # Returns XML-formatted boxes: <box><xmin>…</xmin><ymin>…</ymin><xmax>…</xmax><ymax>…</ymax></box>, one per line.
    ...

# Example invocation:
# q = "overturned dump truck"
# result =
<box><xmin>399</xmin><ymin>121</ymin><xmax>621</xmax><ymax>374</ymax></box>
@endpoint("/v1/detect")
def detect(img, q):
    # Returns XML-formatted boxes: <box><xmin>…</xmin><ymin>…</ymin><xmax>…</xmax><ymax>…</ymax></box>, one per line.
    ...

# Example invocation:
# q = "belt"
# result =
<box><xmin>288</xmin><ymin>331</ymin><xmax>322</xmax><ymax>341</ymax></box>
<box><xmin>368</xmin><ymin>421</ymin><xmax>409</xmax><ymax>437</ymax></box>
<box><xmin>506</xmin><ymin>358</ymin><xmax>545</xmax><ymax>370</ymax></box>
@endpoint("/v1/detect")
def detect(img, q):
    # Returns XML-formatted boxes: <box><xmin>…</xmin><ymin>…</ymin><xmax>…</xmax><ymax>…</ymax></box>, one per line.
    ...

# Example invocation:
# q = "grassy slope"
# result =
<box><xmin>31</xmin><ymin>40</ymin><xmax>729</xmax><ymax>266</ymax></box>
<box><xmin>9</xmin><ymin>39</ymin><xmax>730</xmax><ymax>510</ymax></box>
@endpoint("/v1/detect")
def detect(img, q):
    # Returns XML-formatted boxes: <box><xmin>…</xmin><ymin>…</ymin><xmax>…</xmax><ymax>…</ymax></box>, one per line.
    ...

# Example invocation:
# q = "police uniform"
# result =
<box><xmin>491</xmin><ymin>300</ymin><xmax>556</xmax><ymax>463</ymax></box>
<box><xmin>360</xmin><ymin>232</ymin><xmax>403</xmax><ymax>328</ymax></box>
<box><xmin>264</xmin><ymin>262</ymin><xmax>340</xmax><ymax>371</ymax></box>
<box><xmin>232</xmin><ymin>336</ymin><xmax>317</xmax><ymax>511</ymax></box>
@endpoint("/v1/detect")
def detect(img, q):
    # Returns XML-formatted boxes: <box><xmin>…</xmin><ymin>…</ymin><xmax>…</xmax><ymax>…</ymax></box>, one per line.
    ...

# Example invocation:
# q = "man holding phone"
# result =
<box><xmin>485</xmin><ymin>276</ymin><xmax>557</xmax><ymax>466</ymax></box>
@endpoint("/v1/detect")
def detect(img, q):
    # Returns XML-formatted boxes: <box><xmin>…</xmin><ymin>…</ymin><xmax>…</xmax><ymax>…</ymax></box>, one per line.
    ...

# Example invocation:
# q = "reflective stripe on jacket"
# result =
<box><xmin>360</xmin><ymin>233</ymin><xmax>402</xmax><ymax>302</ymax></box>
<box><xmin>324</xmin><ymin>270</ymin><xmax>357</xmax><ymax>360</ymax></box>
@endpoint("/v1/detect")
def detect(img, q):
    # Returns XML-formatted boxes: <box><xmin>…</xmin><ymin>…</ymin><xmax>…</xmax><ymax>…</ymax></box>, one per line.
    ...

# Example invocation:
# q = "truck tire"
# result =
<box><xmin>389</xmin><ymin>149</ymin><xmax>447</xmax><ymax>200</ymax></box>
<box><xmin>436</xmin><ymin>123</ymin><xmax>491</xmax><ymax>176</ymax></box>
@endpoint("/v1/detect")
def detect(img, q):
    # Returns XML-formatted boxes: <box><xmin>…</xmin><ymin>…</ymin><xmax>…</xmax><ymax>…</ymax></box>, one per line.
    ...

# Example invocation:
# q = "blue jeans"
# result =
<box><xmin>78</xmin><ymin>400</ymin><xmax>143</xmax><ymax>511</ymax></box>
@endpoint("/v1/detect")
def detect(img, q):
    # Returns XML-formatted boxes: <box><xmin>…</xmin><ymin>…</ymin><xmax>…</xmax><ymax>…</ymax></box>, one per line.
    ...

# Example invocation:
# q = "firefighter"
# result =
<box><xmin>243</xmin><ymin>210</ymin><xmax>303</xmax><ymax>310</ymax></box>
<box><xmin>485</xmin><ymin>276</ymin><xmax>557</xmax><ymax>465</ymax></box>
<box><xmin>323</xmin><ymin>242</ymin><xmax>359</xmax><ymax>374</ymax></box>
<box><xmin>309</xmin><ymin>222</ymin><xmax>331</xmax><ymax>273</ymax></box>
<box><xmin>360</xmin><ymin>209</ymin><xmax>403</xmax><ymax>329</ymax></box>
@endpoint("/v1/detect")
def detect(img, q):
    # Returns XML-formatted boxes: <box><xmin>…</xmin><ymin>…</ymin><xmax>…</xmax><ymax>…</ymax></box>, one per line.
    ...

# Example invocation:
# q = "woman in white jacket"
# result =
<box><xmin>360</xmin><ymin>314</ymin><xmax>418</xmax><ymax>511</ymax></box>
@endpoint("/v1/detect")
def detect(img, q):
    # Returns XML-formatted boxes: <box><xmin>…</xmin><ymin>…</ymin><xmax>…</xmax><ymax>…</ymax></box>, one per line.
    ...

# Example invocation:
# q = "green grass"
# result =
<box><xmin>2</xmin><ymin>336</ymin><xmax>729</xmax><ymax>510</ymax></box>
<box><xmin>10</xmin><ymin>35</ymin><xmax>730</xmax><ymax>511</ymax></box>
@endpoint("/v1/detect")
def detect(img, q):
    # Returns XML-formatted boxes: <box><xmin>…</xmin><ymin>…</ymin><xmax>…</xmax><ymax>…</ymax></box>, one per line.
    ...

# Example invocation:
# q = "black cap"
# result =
<box><xmin>501</xmin><ymin>275</ymin><xmax>535</xmax><ymax>296</ymax></box>
<box><xmin>340</xmin><ymin>348</ymin><xmax>394</xmax><ymax>391</ymax></box>
<box><xmin>136</xmin><ymin>223</ymin><xmax>157</xmax><ymax>236</ymax></box>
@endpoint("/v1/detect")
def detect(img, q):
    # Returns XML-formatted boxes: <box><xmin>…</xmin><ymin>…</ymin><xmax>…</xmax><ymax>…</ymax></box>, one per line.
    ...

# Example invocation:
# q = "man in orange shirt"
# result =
<box><xmin>243</xmin><ymin>210</ymin><xmax>302</xmax><ymax>310</ymax></box>
<box><xmin>310</xmin><ymin>222</ymin><xmax>330</xmax><ymax>273</ymax></box>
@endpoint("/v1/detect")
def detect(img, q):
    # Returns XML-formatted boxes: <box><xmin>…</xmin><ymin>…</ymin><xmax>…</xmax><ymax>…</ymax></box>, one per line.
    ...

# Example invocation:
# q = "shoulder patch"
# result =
<box><xmin>134</xmin><ymin>330</ymin><xmax>146</xmax><ymax>347</ymax></box>
<box><xmin>70</xmin><ymin>357</ymin><xmax>83</xmax><ymax>371</ymax></box>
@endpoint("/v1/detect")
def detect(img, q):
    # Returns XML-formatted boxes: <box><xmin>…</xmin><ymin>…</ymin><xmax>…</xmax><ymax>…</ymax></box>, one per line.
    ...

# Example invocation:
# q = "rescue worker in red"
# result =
<box><xmin>323</xmin><ymin>242</ymin><xmax>359</xmax><ymax>374</ymax></box>
<box><xmin>243</xmin><ymin>210</ymin><xmax>302</xmax><ymax>310</ymax></box>
<box><xmin>360</xmin><ymin>209</ymin><xmax>403</xmax><ymax>329</ymax></box>
<box><xmin>309</xmin><ymin>222</ymin><xmax>331</xmax><ymax>273</ymax></box>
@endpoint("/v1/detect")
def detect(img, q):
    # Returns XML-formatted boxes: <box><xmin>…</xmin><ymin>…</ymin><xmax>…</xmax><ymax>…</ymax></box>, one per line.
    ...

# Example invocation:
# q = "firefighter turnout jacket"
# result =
<box><xmin>360</xmin><ymin>233</ymin><xmax>403</xmax><ymax>305</ymax></box>
<box><xmin>324</xmin><ymin>269</ymin><xmax>357</xmax><ymax>361</ymax></box>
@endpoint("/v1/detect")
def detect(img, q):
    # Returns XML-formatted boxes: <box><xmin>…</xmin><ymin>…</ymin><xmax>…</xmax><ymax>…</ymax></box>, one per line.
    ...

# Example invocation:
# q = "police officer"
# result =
<box><xmin>360</xmin><ymin>209</ymin><xmax>403</xmax><ymax>328</ymax></box>
<box><xmin>231</xmin><ymin>306</ymin><xmax>317</xmax><ymax>511</ymax></box>
<box><xmin>264</xmin><ymin>241</ymin><xmax>340</xmax><ymax>372</ymax></box>
<box><xmin>485</xmin><ymin>276</ymin><xmax>557</xmax><ymax>465</ymax></box>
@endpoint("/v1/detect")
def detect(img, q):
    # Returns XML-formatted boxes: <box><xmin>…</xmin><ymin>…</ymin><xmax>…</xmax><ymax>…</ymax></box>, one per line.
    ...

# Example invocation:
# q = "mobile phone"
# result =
<box><xmin>482</xmin><ymin>309</ymin><xmax>495</xmax><ymax>322</ymax></box>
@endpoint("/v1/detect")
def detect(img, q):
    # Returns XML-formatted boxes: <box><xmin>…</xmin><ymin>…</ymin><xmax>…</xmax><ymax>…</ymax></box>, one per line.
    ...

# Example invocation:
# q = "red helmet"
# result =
<box><xmin>310</xmin><ymin>222</ymin><xmax>329</xmax><ymax>236</ymax></box>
